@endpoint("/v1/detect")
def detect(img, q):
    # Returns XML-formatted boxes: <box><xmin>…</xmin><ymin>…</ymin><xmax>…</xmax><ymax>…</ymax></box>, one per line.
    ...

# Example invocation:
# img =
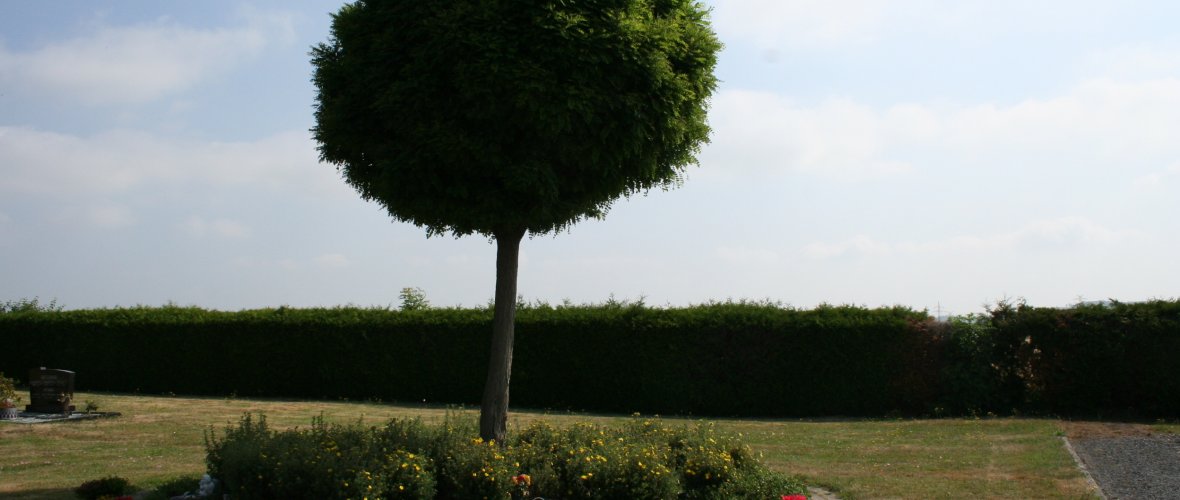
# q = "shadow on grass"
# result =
<box><xmin>0</xmin><ymin>487</ymin><xmax>76</xmax><ymax>500</ymax></box>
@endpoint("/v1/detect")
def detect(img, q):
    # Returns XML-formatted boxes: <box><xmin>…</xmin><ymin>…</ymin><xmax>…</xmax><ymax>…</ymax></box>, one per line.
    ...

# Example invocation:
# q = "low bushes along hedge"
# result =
<box><xmin>204</xmin><ymin>413</ymin><xmax>807</xmax><ymax>499</ymax></box>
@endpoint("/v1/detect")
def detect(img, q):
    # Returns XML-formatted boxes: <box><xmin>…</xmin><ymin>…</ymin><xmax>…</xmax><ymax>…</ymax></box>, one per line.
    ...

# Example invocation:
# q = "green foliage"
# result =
<box><xmin>4</xmin><ymin>299</ymin><xmax>1179</xmax><ymax>418</ymax></box>
<box><xmin>311</xmin><ymin>0</ymin><xmax>722</xmax><ymax>442</ymax></box>
<box><xmin>140</xmin><ymin>476</ymin><xmax>201</xmax><ymax>500</ymax></box>
<box><xmin>399</xmin><ymin>287</ymin><xmax>431</xmax><ymax>311</ymax></box>
<box><xmin>1</xmin><ymin>296</ymin><xmax>62</xmax><ymax>313</ymax></box>
<box><xmin>938</xmin><ymin>315</ymin><xmax>1005</xmax><ymax>415</ymax></box>
<box><xmin>0</xmin><ymin>372</ymin><xmax>20</xmax><ymax>406</ymax></box>
<box><xmin>987</xmin><ymin>299</ymin><xmax>1180</xmax><ymax>416</ymax></box>
<box><xmin>206</xmin><ymin>414</ymin><xmax>435</xmax><ymax>499</ymax></box>
<box><xmin>0</xmin><ymin>303</ymin><xmax>930</xmax><ymax>416</ymax></box>
<box><xmin>205</xmin><ymin>413</ymin><xmax>807</xmax><ymax>499</ymax></box>
<box><xmin>73</xmin><ymin>476</ymin><xmax>131</xmax><ymax>500</ymax></box>
<box><xmin>311</xmin><ymin>0</ymin><xmax>721</xmax><ymax>238</ymax></box>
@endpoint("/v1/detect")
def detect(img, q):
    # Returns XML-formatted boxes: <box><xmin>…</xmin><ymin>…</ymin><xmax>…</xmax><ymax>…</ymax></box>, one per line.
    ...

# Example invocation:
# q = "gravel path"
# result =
<box><xmin>1069</xmin><ymin>434</ymin><xmax>1180</xmax><ymax>500</ymax></box>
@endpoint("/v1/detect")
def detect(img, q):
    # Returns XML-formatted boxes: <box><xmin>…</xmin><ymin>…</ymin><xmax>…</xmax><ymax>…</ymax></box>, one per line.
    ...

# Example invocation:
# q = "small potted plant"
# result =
<box><xmin>0</xmin><ymin>372</ymin><xmax>21</xmax><ymax>419</ymax></box>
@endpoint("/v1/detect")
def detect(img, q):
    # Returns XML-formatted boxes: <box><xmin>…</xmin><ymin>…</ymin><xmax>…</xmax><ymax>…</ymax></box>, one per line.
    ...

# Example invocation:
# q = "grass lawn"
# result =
<box><xmin>1153</xmin><ymin>420</ymin><xmax>1180</xmax><ymax>434</ymax></box>
<box><xmin>1</xmin><ymin>392</ymin><xmax>1099</xmax><ymax>499</ymax></box>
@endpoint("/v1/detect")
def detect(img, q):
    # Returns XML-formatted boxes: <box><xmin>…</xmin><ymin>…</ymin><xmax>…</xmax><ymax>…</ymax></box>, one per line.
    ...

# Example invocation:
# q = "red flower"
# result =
<box><xmin>781</xmin><ymin>495</ymin><xmax>807</xmax><ymax>500</ymax></box>
<box><xmin>512</xmin><ymin>473</ymin><xmax>532</xmax><ymax>487</ymax></box>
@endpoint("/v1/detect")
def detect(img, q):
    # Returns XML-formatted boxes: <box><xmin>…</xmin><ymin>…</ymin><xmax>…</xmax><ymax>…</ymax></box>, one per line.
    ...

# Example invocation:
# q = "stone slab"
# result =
<box><xmin>0</xmin><ymin>411</ymin><xmax>121</xmax><ymax>424</ymax></box>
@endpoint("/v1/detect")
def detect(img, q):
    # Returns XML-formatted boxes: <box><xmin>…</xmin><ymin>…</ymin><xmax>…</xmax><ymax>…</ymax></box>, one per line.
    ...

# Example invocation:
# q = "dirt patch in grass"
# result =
<box><xmin>1060</xmin><ymin>420</ymin><xmax>1160</xmax><ymax>439</ymax></box>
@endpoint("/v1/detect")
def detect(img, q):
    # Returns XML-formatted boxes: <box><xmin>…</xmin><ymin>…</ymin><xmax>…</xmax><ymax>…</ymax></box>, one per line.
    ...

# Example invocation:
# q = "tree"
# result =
<box><xmin>311</xmin><ymin>0</ymin><xmax>720</xmax><ymax>442</ymax></box>
<box><xmin>398</xmin><ymin>287</ymin><xmax>430</xmax><ymax>311</ymax></box>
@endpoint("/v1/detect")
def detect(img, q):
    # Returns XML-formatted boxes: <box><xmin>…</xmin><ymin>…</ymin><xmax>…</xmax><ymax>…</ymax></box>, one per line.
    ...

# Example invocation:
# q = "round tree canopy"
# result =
<box><xmin>312</xmin><ymin>0</ymin><xmax>720</xmax><ymax>238</ymax></box>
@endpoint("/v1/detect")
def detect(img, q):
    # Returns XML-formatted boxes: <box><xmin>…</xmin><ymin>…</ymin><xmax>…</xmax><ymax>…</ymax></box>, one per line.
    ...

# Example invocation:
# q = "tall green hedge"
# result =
<box><xmin>987</xmin><ymin>300</ymin><xmax>1180</xmax><ymax>416</ymax></box>
<box><xmin>2</xmin><ymin>300</ymin><xmax>1178</xmax><ymax>417</ymax></box>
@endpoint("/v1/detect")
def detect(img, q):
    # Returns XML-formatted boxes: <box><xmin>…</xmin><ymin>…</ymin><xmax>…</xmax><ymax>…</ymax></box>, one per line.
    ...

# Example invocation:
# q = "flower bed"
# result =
<box><xmin>204</xmin><ymin>413</ymin><xmax>809</xmax><ymax>499</ymax></box>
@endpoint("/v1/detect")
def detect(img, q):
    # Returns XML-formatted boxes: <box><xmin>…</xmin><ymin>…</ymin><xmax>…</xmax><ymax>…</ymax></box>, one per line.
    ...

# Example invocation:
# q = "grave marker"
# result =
<box><xmin>26</xmin><ymin>367</ymin><xmax>75</xmax><ymax>414</ymax></box>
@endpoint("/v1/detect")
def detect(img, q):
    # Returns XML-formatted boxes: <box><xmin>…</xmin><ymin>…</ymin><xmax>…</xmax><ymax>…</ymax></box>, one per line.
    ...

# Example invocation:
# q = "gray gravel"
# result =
<box><xmin>1069</xmin><ymin>434</ymin><xmax>1180</xmax><ymax>500</ymax></box>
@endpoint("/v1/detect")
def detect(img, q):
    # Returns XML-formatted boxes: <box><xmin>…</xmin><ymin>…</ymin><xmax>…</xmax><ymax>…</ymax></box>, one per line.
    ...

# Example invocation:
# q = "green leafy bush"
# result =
<box><xmin>938</xmin><ymin>315</ymin><xmax>1006</xmax><ymax>415</ymax></box>
<box><xmin>5</xmin><ymin>299</ymin><xmax>1178</xmax><ymax>418</ymax></box>
<box><xmin>205</xmin><ymin>414</ymin><xmax>436</xmax><ymax>499</ymax></box>
<box><xmin>0</xmin><ymin>303</ymin><xmax>931</xmax><ymax>417</ymax></box>
<box><xmin>0</xmin><ymin>372</ymin><xmax>20</xmax><ymax>407</ymax></box>
<box><xmin>141</xmin><ymin>476</ymin><xmax>200</xmax><ymax>500</ymax></box>
<box><xmin>989</xmin><ymin>299</ymin><xmax>1180</xmax><ymax>416</ymax></box>
<box><xmin>1</xmin><ymin>296</ymin><xmax>62</xmax><ymax>313</ymax></box>
<box><xmin>205</xmin><ymin>413</ymin><xmax>807</xmax><ymax>499</ymax></box>
<box><xmin>73</xmin><ymin>476</ymin><xmax>131</xmax><ymax>500</ymax></box>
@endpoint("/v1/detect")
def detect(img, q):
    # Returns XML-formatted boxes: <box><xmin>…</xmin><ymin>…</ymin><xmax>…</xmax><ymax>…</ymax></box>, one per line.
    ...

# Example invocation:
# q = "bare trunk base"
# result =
<box><xmin>479</xmin><ymin>228</ymin><xmax>524</xmax><ymax>443</ymax></box>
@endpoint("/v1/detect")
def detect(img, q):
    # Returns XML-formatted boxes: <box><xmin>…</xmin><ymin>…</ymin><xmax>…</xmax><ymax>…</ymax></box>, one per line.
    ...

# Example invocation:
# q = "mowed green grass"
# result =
<box><xmin>1154</xmin><ymin>421</ymin><xmax>1180</xmax><ymax>434</ymax></box>
<box><xmin>0</xmin><ymin>393</ymin><xmax>1099</xmax><ymax>499</ymax></box>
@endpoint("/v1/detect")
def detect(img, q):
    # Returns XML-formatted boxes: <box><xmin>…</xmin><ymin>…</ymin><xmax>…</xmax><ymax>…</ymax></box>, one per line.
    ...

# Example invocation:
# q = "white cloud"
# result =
<box><xmin>0</xmin><ymin>127</ymin><xmax>348</xmax><ymax>198</ymax></box>
<box><xmin>710</xmin><ymin>0</ymin><xmax>1117</xmax><ymax>50</ymax></box>
<box><xmin>944</xmin><ymin>78</ymin><xmax>1180</xmax><ymax>162</ymax></box>
<box><xmin>803</xmin><ymin>235</ymin><xmax>892</xmax><ymax>259</ymax></box>
<box><xmin>0</xmin><ymin>11</ymin><xmax>293</xmax><ymax>105</ymax></box>
<box><xmin>233</xmin><ymin>254</ymin><xmax>350</xmax><ymax>271</ymax></box>
<box><xmin>184</xmin><ymin>216</ymin><xmax>250</xmax><ymax>239</ymax></box>
<box><xmin>805</xmin><ymin>217</ymin><xmax>1136</xmax><ymax>260</ymax></box>
<box><xmin>0</xmin><ymin>211</ymin><xmax>11</xmax><ymax>243</ymax></box>
<box><xmin>315</xmin><ymin>253</ymin><xmax>350</xmax><ymax>268</ymax></box>
<box><xmin>716</xmin><ymin>245</ymin><xmax>780</xmax><ymax>265</ymax></box>
<box><xmin>45</xmin><ymin>203</ymin><xmax>137</xmax><ymax>229</ymax></box>
<box><xmin>1086</xmin><ymin>43</ymin><xmax>1180</xmax><ymax>81</ymax></box>
<box><xmin>711</xmin><ymin>0</ymin><xmax>901</xmax><ymax>48</ymax></box>
<box><xmin>88</xmin><ymin>205</ymin><xmax>137</xmax><ymax>228</ymax></box>
<box><xmin>701</xmin><ymin>90</ymin><xmax>916</xmax><ymax>181</ymax></box>
<box><xmin>703</xmin><ymin>76</ymin><xmax>1180</xmax><ymax>181</ymax></box>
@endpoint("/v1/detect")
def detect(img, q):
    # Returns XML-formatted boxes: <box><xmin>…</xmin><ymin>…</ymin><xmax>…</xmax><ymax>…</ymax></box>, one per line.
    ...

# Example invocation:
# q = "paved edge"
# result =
<box><xmin>1061</xmin><ymin>436</ymin><xmax>1107</xmax><ymax>500</ymax></box>
<box><xmin>0</xmin><ymin>411</ymin><xmax>121</xmax><ymax>424</ymax></box>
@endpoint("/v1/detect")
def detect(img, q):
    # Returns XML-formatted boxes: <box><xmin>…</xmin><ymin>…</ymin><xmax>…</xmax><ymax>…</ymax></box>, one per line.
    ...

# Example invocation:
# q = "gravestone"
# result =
<box><xmin>26</xmin><ymin>367</ymin><xmax>76</xmax><ymax>414</ymax></box>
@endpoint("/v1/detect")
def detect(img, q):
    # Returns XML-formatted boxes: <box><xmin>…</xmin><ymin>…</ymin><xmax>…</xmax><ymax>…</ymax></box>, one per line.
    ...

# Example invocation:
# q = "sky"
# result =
<box><xmin>2</xmin><ymin>1</ymin><xmax>1178</xmax><ymax>316</ymax></box>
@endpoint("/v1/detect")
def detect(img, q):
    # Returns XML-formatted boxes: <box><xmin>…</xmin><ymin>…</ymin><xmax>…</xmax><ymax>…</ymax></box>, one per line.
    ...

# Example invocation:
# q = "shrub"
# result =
<box><xmin>205</xmin><ymin>414</ymin><xmax>435</xmax><ymax>499</ymax></box>
<box><xmin>141</xmin><ymin>476</ymin><xmax>200</xmax><ymax>500</ymax></box>
<box><xmin>8</xmin><ymin>299</ymin><xmax>1176</xmax><ymax>418</ymax></box>
<box><xmin>74</xmin><ymin>476</ymin><xmax>131</xmax><ymax>500</ymax></box>
<box><xmin>0</xmin><ymin>303</ymin><xmax>931</xmax><ymax>417</ymax></box>
<box><xmin>938</xmin><ymin>314</ymin><xmax>1006</xmax><ymax>415</ymax></box>
<box><xmin>0</xmin><ymin>372</ymin><xmax>20</xmax><ymax>407</ymax></box>
<box><xmin>205</xmin><ymin>413</ymin><xmax>807</xmax><ymax>499</ymax></box>
<box><xmin>990</xmin><ymin>299</ymin><xmax>1180</xmax><ymax>417</ymax></box>
<box><xmin>1</xmin><ymin>296</ymin><xmax>62</xmax><ymax>313</ymax></box>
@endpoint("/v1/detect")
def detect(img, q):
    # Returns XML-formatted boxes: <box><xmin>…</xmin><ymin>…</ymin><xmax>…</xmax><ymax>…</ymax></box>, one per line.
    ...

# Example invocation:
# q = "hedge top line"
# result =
<box><xmin>1</xmin><ymin>297</ymin><xmax>1175</xmax><ymax>319</ymax></box>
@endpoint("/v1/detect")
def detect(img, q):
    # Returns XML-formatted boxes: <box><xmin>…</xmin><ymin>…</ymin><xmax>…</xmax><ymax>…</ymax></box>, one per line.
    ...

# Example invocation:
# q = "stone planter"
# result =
<box><xmin>0</xmin><ymin>406</ymin><xmax>18</xmax><ymax>420</ymax></box>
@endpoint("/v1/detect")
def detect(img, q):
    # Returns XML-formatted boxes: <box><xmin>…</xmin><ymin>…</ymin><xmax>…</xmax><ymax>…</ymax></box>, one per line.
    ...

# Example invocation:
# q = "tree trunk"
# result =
<box><xmin>480</xmin><ymin>228</ymin><xmax>525</xmax><ymax>443</ymax></box>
